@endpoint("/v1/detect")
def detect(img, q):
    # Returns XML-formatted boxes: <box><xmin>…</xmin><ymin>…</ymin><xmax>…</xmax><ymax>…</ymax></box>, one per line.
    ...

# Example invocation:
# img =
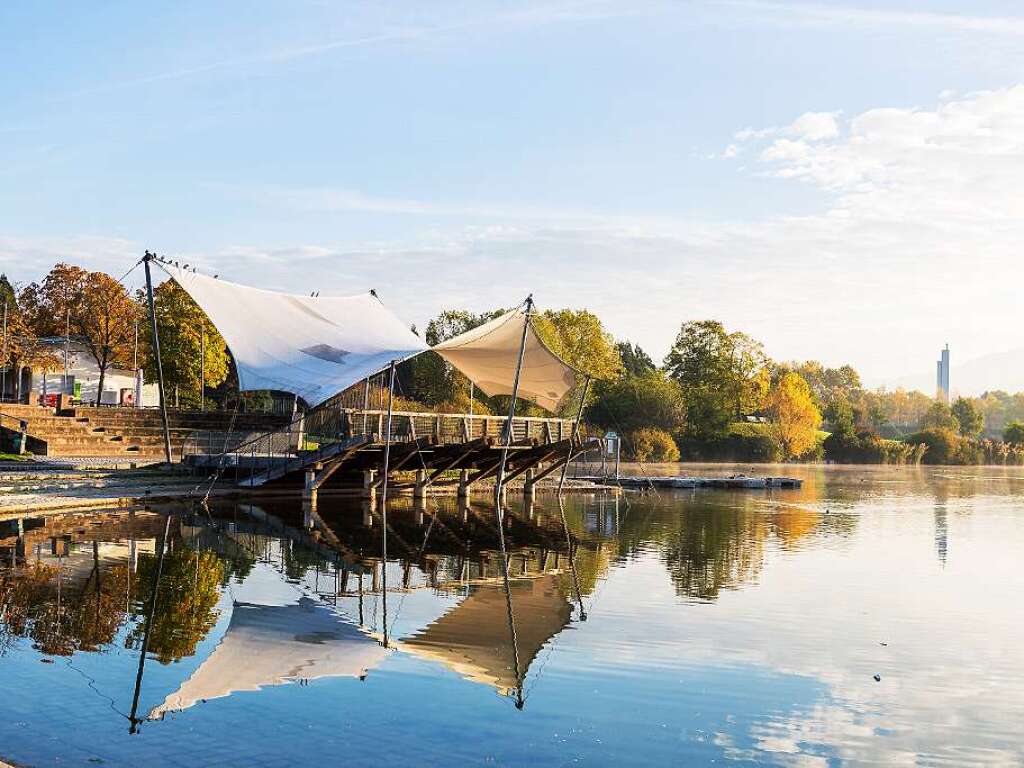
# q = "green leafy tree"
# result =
<box><xmin>143</xmin><ymin>280</ymin><xmax>229</xmax><ymax>409</ymax></box>
<box><xmin>1003</xmin><ymin>420</ymin><xmax>1024</xmax><ymax>444</ymax></box>
<box><xmin>616</xmin><ymin>341</ymin><xmax>656</xmax><ymax>377</ymax></box>
<box><xmin>920</xmin><ymin>401</ymin><xmax>959</xmax><ymax>432</ymax></box>
<box><xmin>950</xmin><ymin>397</ymin><xmax>983</xmax><ymax>438</ymax></box>
<box><xmin>0</xmin><ymin>274</ymin><xmax>16</xmax><ymax>314</ymax></box>
<box><xmin>903</xmin><ymin>427</ymin><xmax>963</xmax><ymax>465</ymax></box>
<box><xmin>664</xmin><ymin>320</ymin><xmax>770</xmax><ymax>439</ymax></box>
<box><xmin>533</xmin><ymin>309</ymin><xmax>622</xmax><ymax>381</ymax></box>
<box><xmin>532</xmin><ymin>308</ymin><xmax>622</xmax><ymax>415</ymax></box>
<box><xmin>587</xmin><ymin>371</ymin><xmax>684</xmax><ymax>434</ymax></box>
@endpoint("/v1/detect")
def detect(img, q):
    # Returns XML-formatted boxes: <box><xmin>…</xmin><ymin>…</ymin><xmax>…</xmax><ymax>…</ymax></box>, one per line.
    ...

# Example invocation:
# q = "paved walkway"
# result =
<box><xmin>0</xmin><ymin>466</ymin><xmax>214</xmax><ymax>519</ymax></box>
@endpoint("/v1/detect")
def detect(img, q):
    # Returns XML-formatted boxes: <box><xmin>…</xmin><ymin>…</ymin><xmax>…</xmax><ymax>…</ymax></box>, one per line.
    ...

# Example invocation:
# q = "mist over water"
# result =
<box><xmin>1</xmin><ymin>465</ymin><xmax>1022</xmax><ymax>766</ymax></box>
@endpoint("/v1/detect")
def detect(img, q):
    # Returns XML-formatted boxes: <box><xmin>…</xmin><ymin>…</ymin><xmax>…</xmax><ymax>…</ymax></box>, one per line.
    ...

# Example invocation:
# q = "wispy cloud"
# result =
<box><xmin>720</xmin><ymin>1</ymin><xmax>1024</xmax><ymax>35</ymax></box>
<box><xmin>64</xmin><ymin>0</ymin><xmax>651</xmax><ymax>97</ymax></box>
<box><xmin>9</xmin><ymin>86</ymin><xmax>1024</xmax><ymax>389</ymax></box>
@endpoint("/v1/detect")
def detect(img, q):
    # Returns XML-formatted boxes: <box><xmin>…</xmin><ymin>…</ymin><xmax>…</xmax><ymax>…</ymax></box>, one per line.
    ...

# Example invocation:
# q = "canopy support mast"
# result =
<box><xmin>494</xmin><ymin>296</ymin><xmax>532</xmax><ymax>507</ymax></box>
<box><xmin>557</xmin><ymin>375</ymin><xmax>591</xmax><ymax>495</ymax></box>
<box><xmin>144</xmin><ymin>252</ymin><xmax>173</xmax><ymax>465</ymax></box>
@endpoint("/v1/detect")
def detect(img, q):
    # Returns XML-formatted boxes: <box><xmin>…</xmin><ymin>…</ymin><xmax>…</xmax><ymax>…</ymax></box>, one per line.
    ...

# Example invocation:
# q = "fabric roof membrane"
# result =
<box><xmin>432</xmin><ymin>308</ymin><xmax>579</xmax><ymax>413</ymax></box>
<box><xmin>158</xmin><ymin>263</ymin><xmax>428</xmax><ymax>406</ymax></box>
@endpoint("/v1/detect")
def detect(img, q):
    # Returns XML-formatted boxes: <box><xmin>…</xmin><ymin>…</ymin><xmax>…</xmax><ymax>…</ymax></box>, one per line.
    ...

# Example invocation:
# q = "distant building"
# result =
<box><xmin>936</xmin><ymin>344</ymin><xmax>950</xmax><ymax>403</ymax></box>
<box><xmin>2</xmin><ymin>337</ymin><xmax>158</xmax><ymax>407</ymax></box>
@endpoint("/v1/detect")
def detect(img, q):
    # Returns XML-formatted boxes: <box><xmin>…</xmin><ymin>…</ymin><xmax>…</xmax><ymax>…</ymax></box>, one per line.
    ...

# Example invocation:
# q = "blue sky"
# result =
<box><xmin>3</xmin><ymin>1</ymin><xmax>1024</xmax><ymax>388</ymax></box>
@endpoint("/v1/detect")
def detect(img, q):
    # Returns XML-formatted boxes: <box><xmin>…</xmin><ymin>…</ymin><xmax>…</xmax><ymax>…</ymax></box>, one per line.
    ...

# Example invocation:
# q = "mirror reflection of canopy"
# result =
<box><xmin>432</xmin><ymin>307</ymin><xmax>580</xmax><ymax>413</ymax></box>
<box><xmin>157</xmin><ymin>263</ymin><xmax>428</xmax><ymax>406</ymax></box>
<box><xmin>399</xmin><ymin>574</ymin><xmax>572</xmax><ymax>695</ymax></box>
<box><xmin>148</xmin><ymin>597</ymin><xmax>388</xmax><ymax>719</ymax></box>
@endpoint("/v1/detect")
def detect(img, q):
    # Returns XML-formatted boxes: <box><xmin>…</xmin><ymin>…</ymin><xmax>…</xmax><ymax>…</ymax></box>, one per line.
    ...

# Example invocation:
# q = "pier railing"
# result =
<box><xmin>181</xmin><ymin>407</ymin><xmax>579</xmax><ymax>482</ymax></box>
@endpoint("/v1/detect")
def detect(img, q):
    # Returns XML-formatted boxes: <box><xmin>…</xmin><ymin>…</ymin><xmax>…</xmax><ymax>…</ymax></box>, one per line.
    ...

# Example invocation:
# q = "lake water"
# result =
<box><xmin>1</xmin><ymin>464</ymin><xmax>1023</xmax><ymax>767</ymax></box>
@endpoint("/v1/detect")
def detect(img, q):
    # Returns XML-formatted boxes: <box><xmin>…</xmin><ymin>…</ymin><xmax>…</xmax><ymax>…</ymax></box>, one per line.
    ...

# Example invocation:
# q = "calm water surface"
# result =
<box><xmin>1</xmin><ymin>464</ymin><xmax>1023</xmax><ymax>767</ymax></box>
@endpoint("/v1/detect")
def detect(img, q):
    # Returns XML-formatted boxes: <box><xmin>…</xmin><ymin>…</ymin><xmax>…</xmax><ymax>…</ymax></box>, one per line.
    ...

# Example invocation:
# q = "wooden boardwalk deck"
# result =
<box><xmin>183</xmin><ymin>408</ymin><xmax>600</xmax><ymax>496</ymax></box>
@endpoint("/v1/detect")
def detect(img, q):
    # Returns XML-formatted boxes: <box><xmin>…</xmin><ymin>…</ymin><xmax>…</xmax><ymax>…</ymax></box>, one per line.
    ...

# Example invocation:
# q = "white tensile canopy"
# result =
<box><xmin>158</xmin><ymin>263</ymin><xmax>428</xmax><ymax>407</ymax></box>
<box><xmin>159</xmin><ymin>262</ymin><xmax>579</xmax><ymax>412</ymax></box>
<box><xmin>432</xmin><ymin>308</ymin><xmax>579</xmax><ymax>413</ymax></box>
<box><xmin>149</xmin><ymin>597</ymin><xmax>387</xmax><ymax>718</ymax></box>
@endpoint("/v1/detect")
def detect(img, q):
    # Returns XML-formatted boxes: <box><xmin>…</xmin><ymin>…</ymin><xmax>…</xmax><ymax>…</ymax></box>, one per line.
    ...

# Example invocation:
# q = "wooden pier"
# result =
<box><xmin>183</xmin><ymin>407</ymin><xmax>601</xmax><ymax>499</ymax></box>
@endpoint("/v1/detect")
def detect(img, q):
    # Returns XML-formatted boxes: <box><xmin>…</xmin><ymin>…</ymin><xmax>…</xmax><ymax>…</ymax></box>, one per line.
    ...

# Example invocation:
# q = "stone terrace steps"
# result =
<box><xmin>0</xmin><ymin>404</ymin><xmax>289</xmax><ymax>457</ymax></box>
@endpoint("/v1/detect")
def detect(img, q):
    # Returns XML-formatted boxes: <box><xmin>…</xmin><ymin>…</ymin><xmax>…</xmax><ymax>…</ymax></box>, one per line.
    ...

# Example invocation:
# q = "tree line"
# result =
<box><xmin>0</xmin><ymin>264</ymin><xmax>230</xmax><ymax>408</ymax></box>
<box><xmin>6</xmin><ymin>263</ymin><xmax>1024</xmax><ymax>464</ymax></box>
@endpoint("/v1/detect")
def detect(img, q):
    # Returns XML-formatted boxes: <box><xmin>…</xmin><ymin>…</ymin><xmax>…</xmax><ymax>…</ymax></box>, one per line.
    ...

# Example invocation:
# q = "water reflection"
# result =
<box><xmin>1</xmin><ymin>466</ymin><xmax>1023</xmax><ymax>766</ymax></box>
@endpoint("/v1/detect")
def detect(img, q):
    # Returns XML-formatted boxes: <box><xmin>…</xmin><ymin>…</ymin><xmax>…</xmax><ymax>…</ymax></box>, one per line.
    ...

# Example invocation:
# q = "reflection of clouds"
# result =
<box><xmin>565</xmin><ymin>480</ymin><xmax>1024</xmax><ymax>764</ymax></box>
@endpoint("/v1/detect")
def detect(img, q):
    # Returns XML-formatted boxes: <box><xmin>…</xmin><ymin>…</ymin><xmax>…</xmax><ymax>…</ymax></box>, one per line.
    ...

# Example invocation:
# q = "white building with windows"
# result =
<box><xmin>1</xmin><ymin>337</ymin><xmax>158</xmax><ymax>407</ymax></box>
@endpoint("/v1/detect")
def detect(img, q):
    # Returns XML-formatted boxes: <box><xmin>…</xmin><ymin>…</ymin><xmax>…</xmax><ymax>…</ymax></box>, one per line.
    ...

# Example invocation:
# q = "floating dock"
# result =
<box><xmin>579</xmin><ymin>475</ymin><xmax>803</xmax><ymax>490</ymax></box>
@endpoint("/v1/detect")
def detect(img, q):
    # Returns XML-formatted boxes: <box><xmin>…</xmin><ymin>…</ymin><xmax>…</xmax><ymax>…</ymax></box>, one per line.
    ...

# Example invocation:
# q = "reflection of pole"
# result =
<box><xmin>558</xmin><ymin>376</ymin><xmax>591</xmax><ymax>495</ymax></box>
<box><xmin>143</xmin><ymin>253</ymin><xmax>173</xmax><ymax>465</ymax></box>
<box><xmin>495</xmin><ymin>298</ymin><xmax>532</xmax><ymax>507</ymax></box>
<box><xmin>379</xmin><ymin>360</ymin><xmax>397</xmax><ymax>648</ymax></box>
<box><xmin>129</xmin><ymin>514</ymin><xmax>171</xmax><ymax>733</ymax></box>
<box><xmin>493</xmin><ymin>497</ymin><xmax>525</xmax><ymax>710</ymax></box>
<box><xmin>558</xmin><ymin>496</ymin><xmax>587</xmax><ymax>620</ymax></box>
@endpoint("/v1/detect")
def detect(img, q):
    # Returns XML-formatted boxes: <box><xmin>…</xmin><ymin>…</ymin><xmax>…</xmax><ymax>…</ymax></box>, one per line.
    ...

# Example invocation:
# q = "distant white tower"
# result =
<box><xmin>936</xmin><ymin>344</ymin><xmax>950</xmax><ymax>403</ymax></box>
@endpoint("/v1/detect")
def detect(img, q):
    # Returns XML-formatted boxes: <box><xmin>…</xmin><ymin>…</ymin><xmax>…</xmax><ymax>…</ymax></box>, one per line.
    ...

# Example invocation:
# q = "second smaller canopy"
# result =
<box><xmin>432</xmin><ymin>308</ymin><xmax>579</xmax><ymax>413</ymax></box>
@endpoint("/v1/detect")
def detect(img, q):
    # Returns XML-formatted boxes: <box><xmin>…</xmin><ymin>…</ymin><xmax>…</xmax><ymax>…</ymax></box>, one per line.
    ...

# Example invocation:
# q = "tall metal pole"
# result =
<box><xmin>379</xmin><ymin>360</ymin><xmax>398</xmax><ymax>648</ymax></box>
<box><xmin>1</xmin><ymin>300</ymin><xmax>7</xmax><ymax>402</ymax></box>
<box><xmin>143</xmin><ymin>253</ymin><xmax>173</xmax><ymax>465</ymax></box>
<box><xmin>200</xmin><ymin>323</ymin><xmax>206</xmax><ymax>411</ymax></box>
<box><xmin>494</xmin><ymin>297</ymin><xmax>532</xmax><ymax>507</ymax></box>
<box><xmin>558</xmin><ymin>376</ymin><xmax>591</xmax><ymax>495</ymax></box>
<box><xmin>63</xmin><ymin>306</ymin><xmax>70</xmax><ymax>392</ymax></box>
<box><xmin>469</xmin><ymin>381</ymin><xmax>474</xmax><ymax>416</ymax></box>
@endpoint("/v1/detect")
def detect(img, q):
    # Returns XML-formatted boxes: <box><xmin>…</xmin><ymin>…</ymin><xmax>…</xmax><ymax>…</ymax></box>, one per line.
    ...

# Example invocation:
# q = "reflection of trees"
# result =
<box><xmin>0</xmin><ymin>560</ymin><xmax>132</xmax><ymax>657</ymax></box>
<box><xmin>661</xmin><ymin>506</ymin><xmax>768</xmax><ymax>600</ymax></box>
<box><xmin>130</xmin><ymin>547</ymin><xmax>224</xmax><ymax>664</ymax></box>
<box><xmin>770</xmin><ymin>508</ymin><xmax>820</xmax><ymax>547</ymax></box>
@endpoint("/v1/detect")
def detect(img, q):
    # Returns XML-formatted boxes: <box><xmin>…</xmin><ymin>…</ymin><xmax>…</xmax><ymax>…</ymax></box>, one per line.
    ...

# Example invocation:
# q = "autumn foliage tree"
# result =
<box><xmin>768</xmin><ymin>371</ymin><xmax>822</xmax><ymax>459</ymax></box>
<box><xmin>17</xmin><ymin>264</ymin><xmax>137</xmax><ymax>401</ymax></box>
<box><xmin>76</xmin><ymin>271</ymin><xmax>140</xmax><ymax>400</ymax></box>
<box><xmin>0</xmin><ymin>275</ymin><xmax>60</xmax><ymax>401</ymax></box>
